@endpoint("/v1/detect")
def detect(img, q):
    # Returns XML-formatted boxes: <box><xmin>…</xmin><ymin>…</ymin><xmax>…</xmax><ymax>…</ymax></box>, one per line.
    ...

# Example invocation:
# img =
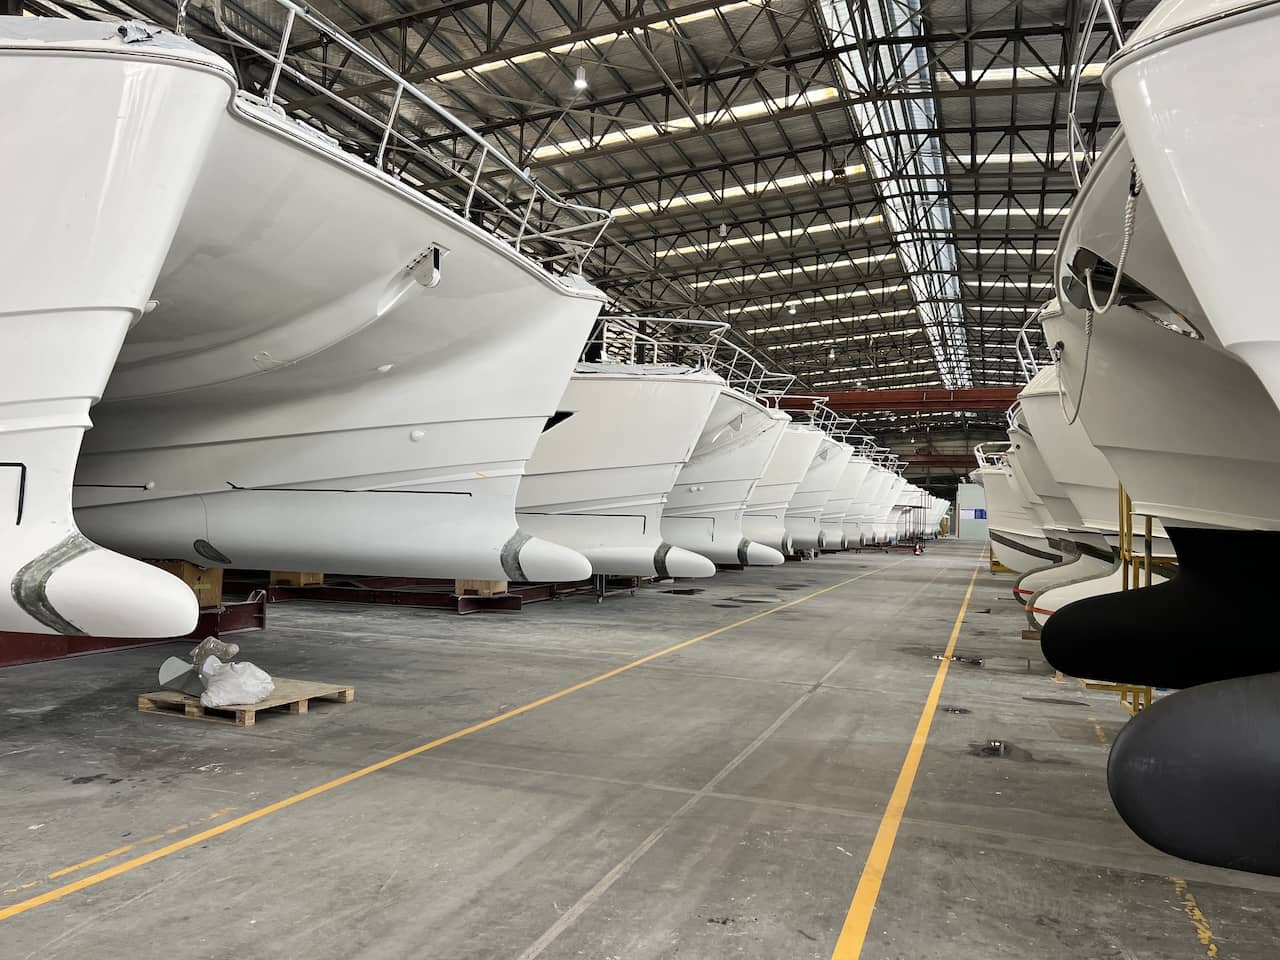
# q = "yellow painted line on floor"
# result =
<box><xmin>42</xmin><ymin>807</ymin><xmax>238</xmax><ymax>882</ymax></box>
<box><xmin>46</xmin><ymin>845</ymin><xmax>135</xmax><ymax>882</ymax></box>
<box><xmin>830</xmin><ymin>555</ymin><xmax>983</xmax><ymax>960</ymax></box>
<box><xmin>0</xmin><ymin>556</ymin><xmax>912</xmax><ymax>925</ymax></box>
<box><xmin>1172</xmin><ymin>877</ymin><xmax>1221</xmax><ymax>958</ymax></box>
<box><xmin>1089</xmin><ymin>716</ymin><xmax>1108</xmax><ymax>746</ymax></box>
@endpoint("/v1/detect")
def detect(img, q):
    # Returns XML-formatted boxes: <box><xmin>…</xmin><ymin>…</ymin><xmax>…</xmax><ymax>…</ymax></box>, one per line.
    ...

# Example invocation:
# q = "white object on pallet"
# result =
<box><xmin>0</xmin><ymin>18</ymin><xmax>231</xmax><ymax>636</ymax></box>
<box><xmin>199</xmin><ymin>656</ymin><xmax>274</xmax><ymax>708</ymax></box>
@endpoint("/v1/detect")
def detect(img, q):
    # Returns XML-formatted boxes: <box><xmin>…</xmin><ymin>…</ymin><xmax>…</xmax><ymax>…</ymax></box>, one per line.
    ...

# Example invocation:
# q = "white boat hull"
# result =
<box><xmin>517</xmin><ymin>368</ymin><xmax>722</xmax><ymax>578</ymax></box>
<box><xmin>819</xmin><ymin>453</ymin><xmax>873</xmax><ymax>550</ymax></box>
<box><xmin>1030</xmin><ymin>562</ymin><xmax>1171</xmax><ymax>629</ymax></box>
<box><xmin>661</xmin><ymin>390</ymin><xmax>787</xmax><ymax>565</ymax></box>
<box><xmin>1019</xmin><ymin>363</ymin><xmax>1170</xmax><ymax>552</ymax></box>
<box><xmin>870</xmin><ymin>475</ymin><xmax>909</xmax><ymax>544</ymax></box>
<box><xmin>1107</xmin><ymin>0</ymin><xmax>1280</xmax><ymax>414</ymax></box>
<box><xmin>977</xmin><ymin>467</ymin><xmax>1059</xmax><ymax>573</ymax></box>
<box><xmin>0</xmin><ymin>19</ymin><xmax>233</xmax><ymax>636</ymax></box>
<box><xmin>1052</xmin><ymin>142</ymin><xmax>1280</xmax><ymax>532</ymax></box>
<box><xmin>742</xmin><ymin>424</ymin><xmax>823</xmax><ymax>554</ymax></box>
<box><xmin>784</xmin><ymin>436</ymin><xmax>848</xmax><ymax>552</ymax></box>
<box><xmin>843</xmin><ymin>465</ymin><xmax>888</xmax><ymax>546</ymax></box>
<box><xmin>75</xmin><ymin>91</ymin><xmax>603</xmax><ymax>583</ymax></box>
<box><xmin>1013</xmin><ymin>536</ymin><xmax>1114</xmax><ymax>608</ymax></box>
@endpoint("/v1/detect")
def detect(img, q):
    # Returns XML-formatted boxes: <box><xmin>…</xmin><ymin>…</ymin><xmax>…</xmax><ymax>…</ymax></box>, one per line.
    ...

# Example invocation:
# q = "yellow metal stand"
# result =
<box><xmin>1084</xmin><ymin>681</ymin><xmax>1153</xmax><ymax>716</ymax></box>
<box><xmin>1117</xmin><ymin>485</ymin><xmax>1157</xmax><ymax>591</ymax></box>
<box><xmin>1099</xmin><ymin>485</ymin><xmax>1162</xmax><ymax>713</ymax></box>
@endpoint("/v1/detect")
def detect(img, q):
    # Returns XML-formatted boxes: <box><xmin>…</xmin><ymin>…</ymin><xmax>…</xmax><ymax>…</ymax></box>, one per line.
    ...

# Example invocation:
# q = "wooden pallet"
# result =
<box><xmin>138</xmin><ymin>678</ymin><xmax>354</xmax><ymax>727</ymax></box>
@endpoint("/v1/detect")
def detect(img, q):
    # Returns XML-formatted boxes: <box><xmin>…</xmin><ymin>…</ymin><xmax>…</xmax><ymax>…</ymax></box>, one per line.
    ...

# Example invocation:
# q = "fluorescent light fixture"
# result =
<box><xmin>934</xmin><ymin>62</ymin><xmax>1106</xmax><ymax>86</ymax></box>
<box><xmin>685</xmin><ymin>252</ymin><xmax>896</xmax><ymax>289</ymax></box>
<box><xmin>658</xmin><ymin>213</ymin><xmax>883</xmax><ymax>259</ymax></box>
<box><xmin>749</xmin><ymin>307</ymin><xmax>917</xmax><ymax>334</ymax></box>
<box><xmin>435</xmin><ymin>1</ymin><xmax>764</xmax><ymax>83</ymax></box>
<box><xmin>725</xmin><ymin>282</ymin><xmax>910</xmax><ymax>316</ymax></box>
<box><xmin>961</xmin><ymin>278</ymin><xmax>1053</xmax><ymax>289</ymax></box>
<box><xmin>534</xmin><ymin>86</ymin><xmax>840</xmax><ymax>159</ymax></box>
<box><xmin>764</xmin><ymin>329</ymin><xmax>924</xmax><ymax>350</ymax></box>
<box><xmin>612</xmin><ymin>166</ymin><xmax>865</xmax><ymax>219</ymax></box>
<box><xmin>967</xmin><ymin>304</ymin><xmax>1044</xmax><ymax>315</ymax></box>
<box><xmin>960</xmin><ymin>246</ymin><xmax>1057</xmax><ymax>256</ymax></box>
<box><xmin>955</xmin><ymin>205</ymin><xmax>1072</xmax><ymax>218</ymax></box>
<box><xmin>948</xmin><ymin>151</ymin><xmax>1085</xmax><ymax>169</ymax></box>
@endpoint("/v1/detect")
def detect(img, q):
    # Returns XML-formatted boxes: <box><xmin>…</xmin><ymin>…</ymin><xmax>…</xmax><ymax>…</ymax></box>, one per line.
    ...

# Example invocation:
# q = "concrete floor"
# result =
<box><xmin>3</xmin><ymin>540</ymin><xmax>1280</xmax><ymax>959</ymax></box>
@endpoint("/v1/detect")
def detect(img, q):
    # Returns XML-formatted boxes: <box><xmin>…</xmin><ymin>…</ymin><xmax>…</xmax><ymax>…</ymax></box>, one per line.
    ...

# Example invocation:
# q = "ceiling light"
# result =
<box><xmin>659</xmin><ymin>213</ymin><xmax>883</xmax><ymax>259</ymax></box>
<box><xmin>827</xmin><ymin>348</ymin><xmax>836</xmax><ymax>361</ymax></box>
<box><xmin>788</xmin><ymin>304</ymin><xmax>797</xmax><ymax>316</ymax></box>
<box><xmin>686</xmin><ymin>252</ymin><xmax>898</xmax><ymax>289</ymax></box>
<box><xmin>611</xmin><ymin>166</ymin><xmax>865</xmax><ymax>219</ymax></box>
<box><xmin>534</xmin><ymin>86</ymin><xmax>839</xmax><ymax>159</ymax></box>
<box><xmin>574</xmin><ymin>66</ymin><xmax>588</xmax><ymax>90</ymax></box>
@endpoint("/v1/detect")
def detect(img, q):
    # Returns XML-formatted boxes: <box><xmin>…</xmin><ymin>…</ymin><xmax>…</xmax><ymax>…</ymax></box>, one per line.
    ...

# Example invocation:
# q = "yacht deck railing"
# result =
<box><xmin>586</xmin><ymin>316</ymin><xmax>728</xmax><ymax>369</ymax></box>
<box><xmin>973</xmin><ymin>441</ymin><xmax>1013</xmax><ymax>469</ymax></box>
<box><xmin>201</xmin><ymin>0</ymin><xmax>613</xmax><ymax>273</ymax></box>
<box><xmin>1067</xmin><ymin>0</ymin><xmax>1127</xmax><ymax>187</ymax></box>
<box><xmin>1015</xmin><ymin>308</ymin><xmax>1053</xmax><ymax>382</ymax></box>
<box><xmin>711</xmin><ymin>341</ymin><xmax>797</xmax><ymax>399</ymax></box>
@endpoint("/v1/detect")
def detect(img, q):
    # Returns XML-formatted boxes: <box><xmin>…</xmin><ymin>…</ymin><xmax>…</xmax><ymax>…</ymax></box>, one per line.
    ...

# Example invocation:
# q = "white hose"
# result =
<box><xmin>1057</xmin><ymin>309</ymin><xmax>1093</xmax><ymax>426</ymax></box>
<box><xmin>1059</xmin><ymin>161</ymin><xmax>1143</xmax><ymax>425</ymax></box>
<box><xmin>1084</xmin><ymin>162</ymin><xmax>1144</xmax><ymax>314</ymax></box>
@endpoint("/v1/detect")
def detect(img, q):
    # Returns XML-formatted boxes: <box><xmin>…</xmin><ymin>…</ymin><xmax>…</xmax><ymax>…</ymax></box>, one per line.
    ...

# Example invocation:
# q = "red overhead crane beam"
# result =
<box><xmin>779</xmin><ymin>387</ymin><xmax>1020</xmax><ymax>413</ymax></box>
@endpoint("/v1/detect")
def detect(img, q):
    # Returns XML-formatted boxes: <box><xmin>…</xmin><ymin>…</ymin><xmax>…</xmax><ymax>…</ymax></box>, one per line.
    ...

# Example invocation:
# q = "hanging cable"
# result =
<box><xmin>1056</xmin><ymin>310</ymin><xmax>1093</xmax><ymax>426</ymax></box>
<box><xmin>1084</xmin><ymin>161</ymin><xmax>1144</xmax><ymax>315</ymax></box>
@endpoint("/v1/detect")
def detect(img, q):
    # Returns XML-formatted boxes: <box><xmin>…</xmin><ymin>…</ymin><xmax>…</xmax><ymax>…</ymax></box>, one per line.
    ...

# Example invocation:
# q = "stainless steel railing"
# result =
<box><xmin>586</xmin><ymin>316</ymin><xmax>728</xmax><ymax>369</ymax></box>
<box><xmin>1015</xmin><ymin>308</ymin><xmax>1053</xmax><ymax>382</ymax></box>
<box><xmin>201</xmin><ymin>0</ymin><xmax>613</xmax><ymax>273</ymax></box>
<box><xmin>1067</xmin><ymin>0</ymin><xmax>1127</xmax><ymax>187</ymax></box>
<box><xmin>973</xmin><ymin>441</ymin><xmax>1013</xmax><ymax>469</ymax></box>
<box><xmin>711</xmin><ymin>341</ymin><xmax>797</xmax><ymax>399</ymax></box>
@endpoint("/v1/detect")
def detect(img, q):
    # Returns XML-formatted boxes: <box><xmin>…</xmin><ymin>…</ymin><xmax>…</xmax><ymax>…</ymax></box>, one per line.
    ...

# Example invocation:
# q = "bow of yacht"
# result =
<box><xmin>660</xmin><ymin>343</ymin><xmax>793</xmax><ymax>566</ymax></box>
<box><xmin>516</xmin><ymin>319</ymin><xmax>723</xmax><ymax>578</ymax></box>
<box><xmin>0</xmin><ymin>18</ymin><xmax>236</xmax><ymax>636</ymax></box>
<box><xmin>62</xmin><ymin>2</ymin><xmax>615</xmax><ymax>589</ymax></box>
<box><xmin>742</xmin><ymin>422</ymin><xmax>826</xmax><ymax>555</ymax></box>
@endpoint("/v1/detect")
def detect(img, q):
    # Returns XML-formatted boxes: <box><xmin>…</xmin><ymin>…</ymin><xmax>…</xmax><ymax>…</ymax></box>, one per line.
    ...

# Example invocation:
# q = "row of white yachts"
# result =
<box><xmin>0</xmin><ymin>12</ymin><xmax>946</xmax><ymax>642</ymax></box>
<box><xmin>977</xmin><ymin>0</ymin><xmax>1280</xmax><ymax>878</ymax></box>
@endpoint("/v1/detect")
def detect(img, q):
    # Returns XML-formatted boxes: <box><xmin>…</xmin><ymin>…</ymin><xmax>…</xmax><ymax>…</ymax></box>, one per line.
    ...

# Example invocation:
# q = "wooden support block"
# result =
<box><xmin>150</xmin><ymin>560</ymin><xmax>223</xmax><ymax>606</ymax></box>
<box><xmin>454</xmin><ymin>578</ymin><xmax>508</xmax><ymax>598</ymax></box>
<box><xmin>270</xmin><ymin>571</ymin><xmax>325</xmax><ymax>587</ymax></box>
